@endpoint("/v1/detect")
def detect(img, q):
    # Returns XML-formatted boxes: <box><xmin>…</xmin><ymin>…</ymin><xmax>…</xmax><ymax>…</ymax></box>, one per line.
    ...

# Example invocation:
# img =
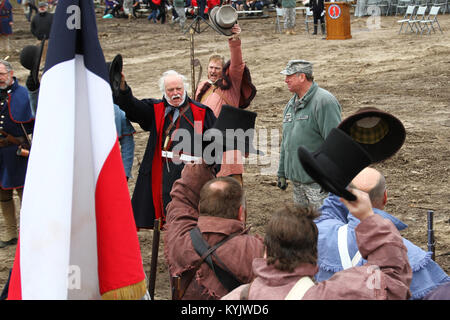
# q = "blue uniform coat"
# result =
<box><xmin>0</xmin><ymin>79</ymin><xmax>34</xmax><ymax>189</ymax></box>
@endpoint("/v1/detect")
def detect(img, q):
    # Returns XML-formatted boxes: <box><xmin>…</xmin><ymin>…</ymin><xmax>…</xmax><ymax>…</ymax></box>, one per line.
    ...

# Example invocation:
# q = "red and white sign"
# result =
<box><xmin>328</xmin><ymin>4</ymin><xmax>341</xmax><ymax>19</ymax></box>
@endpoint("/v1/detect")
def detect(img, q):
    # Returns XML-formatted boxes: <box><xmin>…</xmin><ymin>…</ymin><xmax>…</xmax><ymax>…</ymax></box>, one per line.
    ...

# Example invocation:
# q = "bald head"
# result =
<box><xmin>199</xmin><ymin>177</ymin><xmax>244</xmax><ymax>220</ymax></box>
<box><xmin>350</xmin><ymin>167</ymin><xmax>387</xmax><ymax>209</ymax></box>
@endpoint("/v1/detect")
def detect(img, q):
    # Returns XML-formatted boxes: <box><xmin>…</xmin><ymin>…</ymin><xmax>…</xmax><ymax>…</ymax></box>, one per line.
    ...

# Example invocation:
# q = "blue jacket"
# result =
<box><xmin>0</xmin><ymin>79</ymin><xmax>34</xmax><ymax>189</ymax></box>
<box><xmin>114</xmin><ymin>104</ymin><xmax>135</xmax><ymax>179</ymax></box>
<box><xmin>315</xmin><ymin>193</ymin><xmax>450</xmax><ymax>300</ymax></box>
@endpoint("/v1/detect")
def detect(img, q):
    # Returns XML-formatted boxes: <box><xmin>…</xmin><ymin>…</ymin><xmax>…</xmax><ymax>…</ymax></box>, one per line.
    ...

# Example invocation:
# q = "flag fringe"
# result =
<box><xmin>101</xmin><ymin>279</ymin><xmax>147</xmax><ymax>300</ymax></box>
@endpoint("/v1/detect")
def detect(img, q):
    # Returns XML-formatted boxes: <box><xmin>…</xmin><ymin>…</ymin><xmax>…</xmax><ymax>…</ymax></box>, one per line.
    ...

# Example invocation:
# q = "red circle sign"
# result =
<box><xmin>328</xmin><ymin>4</ymin><xmax>341</xmax><ymax>19</ymax></box>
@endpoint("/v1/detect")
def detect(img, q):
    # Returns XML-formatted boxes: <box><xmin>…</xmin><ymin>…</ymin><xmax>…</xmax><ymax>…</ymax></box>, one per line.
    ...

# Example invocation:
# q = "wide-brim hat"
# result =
<box><xmin>297</xmin><ymin>128</ymin><xmax>372</xmax><ymax>201</ymax></box>
<box><xmin>209</xmin><ymin>5</ymin><xmax>238</xmax><ymax>36</ymax></box>
<box><xmin>106</xmin><ymin>54</ymin><xmax>123</xmax><ymax>97</ymax></box>
<box><xmin>205</xmin><ymin>105</ymin><xmax>264</xmax><ymax>155</ymax></box>
<box><xmin>338</xmin><ymin>107</ymin><xmax>406</xmax><ymax>163</ymax></box>
<box><xmin>19</xmin><ymin>42</ymin><xmax>44</xmax><ymax>85</ymax></box>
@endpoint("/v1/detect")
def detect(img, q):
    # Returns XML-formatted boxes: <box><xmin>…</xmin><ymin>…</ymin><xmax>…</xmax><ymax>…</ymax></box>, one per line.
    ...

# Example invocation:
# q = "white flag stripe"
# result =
<box><xmin>68</xmin><ymin>55</ymin><xmax>100</xmax><ymax>300</ymax></box>
<box><xmin>20</xmin><ymin>60</ymin><xmax>76</xmax><ymax>299</ymax></box>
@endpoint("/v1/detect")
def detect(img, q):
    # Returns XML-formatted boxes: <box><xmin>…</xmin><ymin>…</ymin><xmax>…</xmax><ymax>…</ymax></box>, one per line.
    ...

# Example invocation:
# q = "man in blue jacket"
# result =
<box><xmin>0</xmin><ymin>60</ymin><xmax>34</xmax><ymax>248</ymax></box>
<box><xmin>315</xmin><ymin>167</ymin><xmax>450</xmax><ymax>299</ymax></box>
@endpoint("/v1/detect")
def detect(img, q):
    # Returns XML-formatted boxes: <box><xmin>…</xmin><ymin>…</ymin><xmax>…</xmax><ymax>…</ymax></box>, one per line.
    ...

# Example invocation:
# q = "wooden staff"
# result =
<box><xmin>427</xmin><ymin>210</ymin><xmax>435</xmax><ymax>261</ymax></box>
<box><xmin>190</xmin><ymin>28</ymin><xmax>196</xmax><ymax>98</ymax></box>
<box><xmin>148</xmin><ymin>218</ymin><xmax>161</xmax><ymax>300</ymax></box>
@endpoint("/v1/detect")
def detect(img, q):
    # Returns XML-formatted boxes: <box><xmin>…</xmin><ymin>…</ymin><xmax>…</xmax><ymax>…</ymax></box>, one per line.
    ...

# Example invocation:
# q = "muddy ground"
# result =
<box><xmin>1</xmin><ymin>4</ymin><xmax>449</xmax><ymax>300</ymax></box>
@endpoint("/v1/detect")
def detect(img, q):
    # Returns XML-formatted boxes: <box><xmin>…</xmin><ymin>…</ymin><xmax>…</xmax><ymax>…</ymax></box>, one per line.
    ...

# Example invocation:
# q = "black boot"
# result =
<box><xmin>312</xmin><ymin>24</ymin><xmax>318</xmax><ymax>35</ymax></box>
<box><xmin>321</xmin><ymin>23</ymin><xmax>326</xmax><ymax>35</ymax></box>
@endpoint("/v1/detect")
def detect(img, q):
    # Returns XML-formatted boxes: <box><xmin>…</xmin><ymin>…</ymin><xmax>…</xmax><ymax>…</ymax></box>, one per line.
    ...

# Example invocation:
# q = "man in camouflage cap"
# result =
<box><xmin>277</xmin><ymin>59</ymin><xmax>342</xmax><ymax>209</ymax></box>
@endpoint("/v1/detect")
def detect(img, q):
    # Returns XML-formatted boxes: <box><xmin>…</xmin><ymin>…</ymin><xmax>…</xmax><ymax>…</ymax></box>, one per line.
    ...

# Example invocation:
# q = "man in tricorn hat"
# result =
<box><xmin>115</xmin><ymin>69</ymin><xmax>216</xmax><ymax>229</ymax></box>
<box><xmin>277</xmin><ymin>59</ymin><xmax>341</xmax><ymax>209</ymax></box>
<box><xmin>195</xmin><ymin>15</ymin><xmax>256</xmax><ymax>186</ymax></box>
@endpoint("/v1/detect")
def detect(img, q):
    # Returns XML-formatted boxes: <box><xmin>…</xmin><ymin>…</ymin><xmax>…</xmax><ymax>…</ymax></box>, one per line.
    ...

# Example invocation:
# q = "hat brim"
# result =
<box><xmin>280</xmin><ymin>70</ymin><xmax>294</xmax><ymax>76</ymax></box>
<box><xmin>209</xmin><ymin>6</ymin><xmax>234</xmax><ymax>36</ymax></box>
<box><xmin>297</xmin><ymin>146</ymin><xmax>356</xmax><ymax>201</ymax></box>
<box><xmin>109</xmin><ymin>54</ymin><xmax>123</xmax><ymax>95</ymax></box>
<box><xmin>208</xmin><ymin>134</ymin><xmax>264</xmax><ymax>156</ymax></box>
<box><xmin>338</xmin><ymin>108</ymin><xmax>406</xmax><ymax>163</ymax></box>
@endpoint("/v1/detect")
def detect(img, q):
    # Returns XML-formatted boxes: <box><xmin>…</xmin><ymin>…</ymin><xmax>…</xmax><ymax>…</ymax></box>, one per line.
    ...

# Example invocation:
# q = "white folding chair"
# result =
<box><xmin>275</xmin><ymin>7</ymin><xmax>284</xmax><ymax>34</ymax></box>
<box><xmin>432</xmin><ymin>0</ymin><xmax>448</xmax><ymax>13</ymax></box>
<box><xmin>409</xmin><ymin>5</ymin><xmax>428</xmax><ymax>33</ymax></box>
<box><xmin>305</xmin><ymin>7</ymin><xmax>314</xmax><ymax>34</ymax></box>
<box><xmin>420</xmin><ymin>6</ymin><xmax>443</xmax><ymax>34</ymax></box>
<box><xmin>396</xmin><ymin>0</ymin><xmax>412</xmax><ymax>15</ymax></box>
<box><xmin>397</xmin><ymin>5</ymin><xmax>416</xmax><ymax>33</ymax></box>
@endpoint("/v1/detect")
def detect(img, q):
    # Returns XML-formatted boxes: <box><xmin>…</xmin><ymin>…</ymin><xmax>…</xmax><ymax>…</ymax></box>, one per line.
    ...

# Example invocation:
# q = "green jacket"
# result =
<box><xmin>282</xmin><ymin>0</ymin><xmax>297</xmax><ymax>8</ymax></box>
<box><xmin>173</xmin><ymin>0</ymin><xmax>185</xmax><ymax>7</ymax></box>
<box><xmin>278</xmin><ymin>82</ymin><xmax>342</xmax><ymax>184</ymax></box>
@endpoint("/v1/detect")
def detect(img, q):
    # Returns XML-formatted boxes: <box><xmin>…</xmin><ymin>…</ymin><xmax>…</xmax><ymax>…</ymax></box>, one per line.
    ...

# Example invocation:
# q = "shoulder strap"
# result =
<box><xmin>338</xmin><ymin>224</ymin><xmax>362</xmax><ymax>270</ymax></box>
<box><xmin>239</xmin><ymin>282</ymin><xmax>252</xmax><ymax>300</ymax></box>
<box><xmin>190</xmin><ymin>226</ymin><xmax>243</xmax><ymax>292</ymax></box>
<box><xmin>285</xmin><ymin>276</ymin><xmax>315</xmax><ymax>300</ymax></box>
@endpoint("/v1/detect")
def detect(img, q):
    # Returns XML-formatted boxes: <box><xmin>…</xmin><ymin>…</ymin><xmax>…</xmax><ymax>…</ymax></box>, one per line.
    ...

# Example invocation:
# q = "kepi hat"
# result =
<box><xmin>205</xmin><ymin>105</ymin><xmax>263</xmax><ymax>156</ymax></box>
<box><xmin>297</xmin><ymin>128</ymin><xmax>372</xmax><ymax>201</ymax></box>
<box><xmin>209</xmin><ymin>5</ymin><xmax>238</xmax><ymax>36</ymax></box>
<box><xmin>19</xmin><ymin>43</ymin><xmax>44</xmax><ymax>85</ymax></box>
<box><xmin>338</xmin><ymin>107</ymin><xmax>406</xmax><ymax>163</ymax></box>
<box><xmin>106</xmin><ymin>54</ymin><xmax>123</xmax><ymax>98</ymax></box>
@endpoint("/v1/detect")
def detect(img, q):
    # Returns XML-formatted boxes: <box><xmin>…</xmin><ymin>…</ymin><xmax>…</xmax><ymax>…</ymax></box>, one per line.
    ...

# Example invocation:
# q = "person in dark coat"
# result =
<box><xmin>0</xmin><ymin>60</ymin><xmax>34</xmax><ymax>248</ymax></box>
<box><xmin>115</xmin><ymin>70</ymin><xmax>216</xmax><ymax>229</ymax></box>
<box><xmin>308</xmin><ymin>0</ymin><xmax>325</xmax><ymax>35</ymax></box>
<box><xmin>0</xmin><ymin>0</ymin><xmax>13</xmax><ymax>52</ymax></box>
<box><xmin>30</xmin><ymin>2</ymin><xmax>53</xmax><ymax>40</ymax></box>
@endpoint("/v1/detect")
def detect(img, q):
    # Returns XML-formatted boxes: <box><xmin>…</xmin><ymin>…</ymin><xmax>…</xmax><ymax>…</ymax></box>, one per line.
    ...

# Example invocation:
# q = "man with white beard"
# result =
<box><xmin>0</xmin><ymin>60</ymin><xmax>34</xmax><ymax>248</ymax></box>
<box><xmin>115</xmin><ymin>70</ymin><xmax>216</xmax><ymax>229</ymax></box>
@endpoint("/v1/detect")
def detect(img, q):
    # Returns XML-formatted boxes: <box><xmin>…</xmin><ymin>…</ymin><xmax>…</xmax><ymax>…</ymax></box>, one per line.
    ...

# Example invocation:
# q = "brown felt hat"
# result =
<box><xmin>209</xmin><ymin>5</ymin><xmax>238</xmax><ymax>36</ymax></box>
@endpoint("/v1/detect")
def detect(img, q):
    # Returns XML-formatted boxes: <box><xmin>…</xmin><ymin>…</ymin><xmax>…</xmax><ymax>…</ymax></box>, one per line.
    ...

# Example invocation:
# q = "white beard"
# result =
<box><xmin>165</xmin><ymin>90</ymin><xmax>187</xmax><ymax>107</ymax></box>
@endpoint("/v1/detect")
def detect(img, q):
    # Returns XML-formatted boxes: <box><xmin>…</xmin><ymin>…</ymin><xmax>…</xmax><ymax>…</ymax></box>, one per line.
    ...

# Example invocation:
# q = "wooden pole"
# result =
<box><xmin>148</xmin><ymin>218</ymin><xmax>161</xmax><ymax>299</ymax></box>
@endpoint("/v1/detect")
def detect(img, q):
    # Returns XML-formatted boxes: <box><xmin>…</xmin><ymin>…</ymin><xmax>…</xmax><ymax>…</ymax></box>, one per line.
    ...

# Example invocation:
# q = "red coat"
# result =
<box><xmin>115</xmin><ymin>87</ymin><xmax>216</xmax><ymax>229</ymax></box>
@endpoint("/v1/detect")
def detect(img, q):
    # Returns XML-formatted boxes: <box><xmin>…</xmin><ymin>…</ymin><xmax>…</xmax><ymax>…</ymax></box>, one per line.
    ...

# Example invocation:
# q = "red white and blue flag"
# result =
<box><xmin>8</xmin><ymin>0</ymin><xmax>146</xmax><ymax>299</ymax></box>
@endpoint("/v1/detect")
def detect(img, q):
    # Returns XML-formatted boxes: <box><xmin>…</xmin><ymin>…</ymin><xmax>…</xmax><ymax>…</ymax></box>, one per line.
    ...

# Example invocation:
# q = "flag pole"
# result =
<box><xmin>148</xmin><ymin>218</ymin><xmax>161</xmax><ymax>299</ymax></box>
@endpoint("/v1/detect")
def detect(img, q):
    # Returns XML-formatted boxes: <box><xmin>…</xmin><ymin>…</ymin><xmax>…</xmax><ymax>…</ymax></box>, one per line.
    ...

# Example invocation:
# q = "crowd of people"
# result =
<box><xmin>0</xmin><ymin>0</ymin><xmax>448</xmax><ymax>301</ymax></box>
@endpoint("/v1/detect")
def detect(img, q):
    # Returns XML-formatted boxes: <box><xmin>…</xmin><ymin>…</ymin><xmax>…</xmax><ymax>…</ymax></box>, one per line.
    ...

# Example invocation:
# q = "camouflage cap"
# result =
<box><xmin>280</xmin><ymin>60</ymin><xmax>313</xmax><ymax>76</ymax></box>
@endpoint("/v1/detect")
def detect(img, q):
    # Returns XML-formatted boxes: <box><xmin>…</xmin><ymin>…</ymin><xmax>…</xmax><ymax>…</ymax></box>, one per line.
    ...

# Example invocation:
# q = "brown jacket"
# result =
<box><xmin>222</xmin><ymin>215</ymin><xmax>412</xmax><ymax>300</ymax></box>
<box><xmin>164</xmin><ymin>163</ymin><xmax>264</xmax><ymax>299</ymax></box>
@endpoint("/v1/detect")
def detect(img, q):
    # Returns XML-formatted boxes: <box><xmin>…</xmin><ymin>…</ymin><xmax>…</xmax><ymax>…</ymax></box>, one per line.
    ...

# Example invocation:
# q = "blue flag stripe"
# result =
<box><xmin>44</xmin><ymin>0</ymin><xmax>109</xmax><ymax>84</ymax></box>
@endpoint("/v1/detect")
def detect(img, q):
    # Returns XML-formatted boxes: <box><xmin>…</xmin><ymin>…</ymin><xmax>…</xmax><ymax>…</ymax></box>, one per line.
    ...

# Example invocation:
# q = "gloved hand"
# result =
<box><xmin>26</xmin><ymin>73</ymin><xmax>39</xmax><ymax>92</ymax></box>
<box><xmin>277</xmin><ymin>176</ymin><xmax>288</xmax><ymax>190</ymax></box>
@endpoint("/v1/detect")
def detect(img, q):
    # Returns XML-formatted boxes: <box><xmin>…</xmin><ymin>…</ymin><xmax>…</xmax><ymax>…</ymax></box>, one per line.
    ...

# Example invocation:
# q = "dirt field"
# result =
<box><xmin>1</xmin><ymin>4</ymin><xmax>449</xmax><ymax>300</ymax></box>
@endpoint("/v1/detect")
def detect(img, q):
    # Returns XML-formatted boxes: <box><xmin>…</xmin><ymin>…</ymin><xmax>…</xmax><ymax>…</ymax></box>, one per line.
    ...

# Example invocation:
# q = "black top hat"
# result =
<box><xmin>297</xmin><ymin>128</ymin><xmax>372</xmax><ymax>201</ymax></box>
<box><xmin>19</xmin><ymin>42</ymin><xmax>44</xmax><ymax>85</ymax></box>
<box><xmin>206</xmin><ymin>105</ymin><xmax>263</xmax><ymax>155</ymax></box>
<box><xmin>338</xmin><ymin>107</ymin><xmax>406</xmax><ymax>163</ymax></box>
<box><xmin>106</xmin><ymin>54</ymin><xmax>123</xmax><ymax>98</ymax></box>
